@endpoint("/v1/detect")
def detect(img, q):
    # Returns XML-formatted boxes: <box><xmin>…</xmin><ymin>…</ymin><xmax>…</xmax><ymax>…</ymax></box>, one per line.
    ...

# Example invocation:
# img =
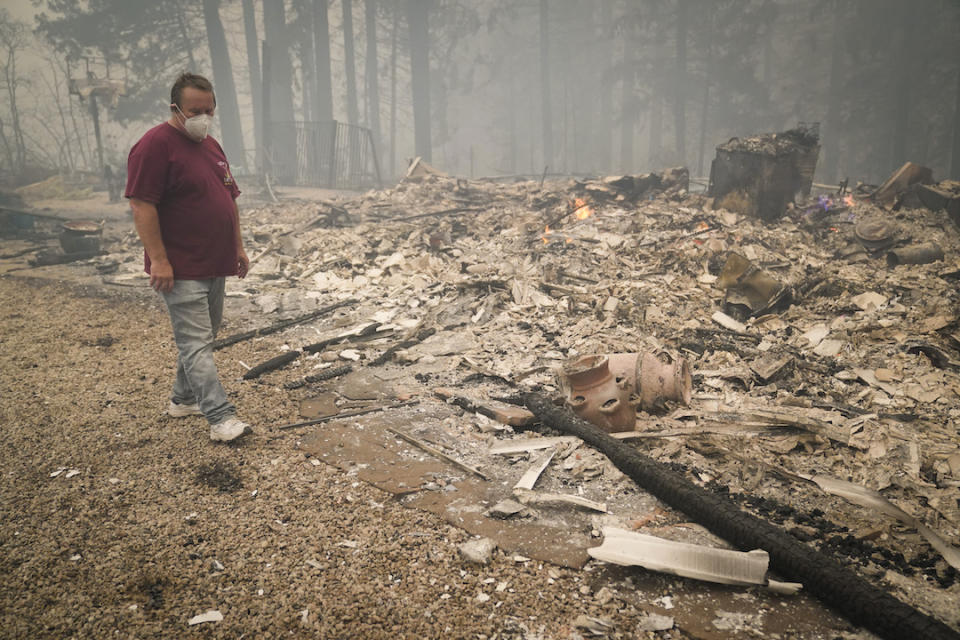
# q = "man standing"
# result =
<box><xmin>125</xmin><ymin>72</ymin><xmax>251</xmax><ymax>443</ymax></box>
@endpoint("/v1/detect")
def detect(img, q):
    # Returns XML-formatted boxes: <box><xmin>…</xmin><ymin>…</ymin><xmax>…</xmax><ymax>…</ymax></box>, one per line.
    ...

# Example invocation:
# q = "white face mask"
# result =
<box><xmin>174</xmin><ymin>104</ymin><xmax>212</xmax><ymax>141</ymax></box>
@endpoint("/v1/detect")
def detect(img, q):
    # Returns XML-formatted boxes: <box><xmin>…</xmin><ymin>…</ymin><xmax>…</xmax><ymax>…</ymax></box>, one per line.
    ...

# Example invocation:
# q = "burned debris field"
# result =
<box><xmin>3</xmin><ymin>0</ymin><xmax>960</xmax><ymax>638</ymax></box>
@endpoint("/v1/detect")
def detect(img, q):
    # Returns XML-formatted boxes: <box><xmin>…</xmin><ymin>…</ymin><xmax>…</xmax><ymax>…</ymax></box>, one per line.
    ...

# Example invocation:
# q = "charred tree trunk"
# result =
<box><xmin>822</xmin><ymin>0</ymin><xmax>844</xmax><ymax>183</ymax></box>
<box><xmin>342</xmin><ymin>0</ymin><xmax>360</xmax><ymax>126</ymax></box>
<box><xmin>597</xmin><ymin>0</ymin><xmax>614</xmax><ymax>174</ymax></box>
<box><xmin>952</xmin><ymin>62</ymin><xmax>960</xmax><ymax>180</ymax></box>
<box><xmin>696</xmin><ymin>6</ymin><xmax>714</xmax><ymax>178</ymax></box>
<box><xmin>202</xmin><ymin>0</ymin><xmax>246</xmax><ymax>166</ymax></box>
<box><xmin>389</xmin><ymin>2</ymin><xmax>398</xmax><ymax>176</ymax></box>
<box><xmin>313</xmin><ymin>0</ymin><xmax>334</xmax><ymax>123</ymax></box>
<box><xmin>539</xmin><ymin>0</ymin><xmax>554</xmax><ymax>170</ymax></box>
<box><xmin>365</xmin><ymin>0</ymin><xmax>382</xmax><ymax>159</ymax></box>
<box><xmin>891</xmin><ymin>2</ymin><xmax>915</xmax><ymax>172</ymax></box>
<box><xmin>407</xmin><ymin>0</ymin><xmax>431</xmax><ymax>162</ymax></box>
<box><xmin>619</xmin><ymin>37</ymin><xmax>635</xmax><ymax>173</ymax></box>
<box><xmin>263</xmin><ymin>0</ymin><xmax>297</xmax><ymax>179</ymax></box>
<box><xmin>263</xmin><ymin>0</ymin><xmax>296</xmax><ymax>125</ymax></box>
<box><xmin>241</xmin><ymin>0</ymin><xmax>262</xmax><ymax>170</ymax></box>
<box><xmin>674</xmin><ymin>0</ymin><xmax>688</xmax><ymax>164</ymax></box>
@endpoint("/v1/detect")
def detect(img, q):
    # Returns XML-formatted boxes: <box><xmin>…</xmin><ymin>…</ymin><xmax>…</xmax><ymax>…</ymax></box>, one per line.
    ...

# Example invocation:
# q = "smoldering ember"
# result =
<box><xmin>2</xmin><ymin>2</ymin><xmax>960</xmax><ymax>640</ymax></box>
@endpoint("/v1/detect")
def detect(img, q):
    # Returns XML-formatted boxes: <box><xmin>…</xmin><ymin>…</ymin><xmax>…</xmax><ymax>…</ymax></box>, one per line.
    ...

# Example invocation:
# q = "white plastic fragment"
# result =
<box><xmin>588</xmin><ymin>527</ymin><xmax>772</xmax><ymax>587</ymax></box>
<box><xmin>489</xmin><ymin>436</ymin><xmax>578</xmax><ymax>455</ymax></box>
<box><xmin>187</xmin><ymin>610</ymin><xmax>223</xmax><ymax>626</ymax></box>
<box><xmin>513</xmin><ymin>450</ymin><xmax>555</xmax><ymax>491</ymax></box>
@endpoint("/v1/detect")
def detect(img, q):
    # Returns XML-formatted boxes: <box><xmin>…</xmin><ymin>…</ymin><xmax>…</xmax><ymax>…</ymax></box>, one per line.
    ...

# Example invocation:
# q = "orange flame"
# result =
<box><xmin>573</xmin><ymin>197</ymin><xmax>594</xmax><ymax>220</ymax></box>
<box><xmin>844</xmin><ymin>195</ymin><xmax>855</xmax><ymax>207</ymax></box>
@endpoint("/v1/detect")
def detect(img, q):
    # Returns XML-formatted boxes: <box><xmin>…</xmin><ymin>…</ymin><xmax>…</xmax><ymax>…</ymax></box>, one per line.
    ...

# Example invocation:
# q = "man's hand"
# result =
<box><xmin>150</xmin><ymin>258</ymin><xmax>175</xmax><ymax>292</ymax></box>
<box><xmin>237</xmin><ymin>248</ymin><xmax>249</xmax><ymax>279</ymax></box>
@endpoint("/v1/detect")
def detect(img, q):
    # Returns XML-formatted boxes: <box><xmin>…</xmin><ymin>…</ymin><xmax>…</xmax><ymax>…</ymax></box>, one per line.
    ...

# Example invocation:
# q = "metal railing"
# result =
<box><xmin>264</xmin><ymin>120</ymin><xmax>381</xmax><ymax>190</ymax></box>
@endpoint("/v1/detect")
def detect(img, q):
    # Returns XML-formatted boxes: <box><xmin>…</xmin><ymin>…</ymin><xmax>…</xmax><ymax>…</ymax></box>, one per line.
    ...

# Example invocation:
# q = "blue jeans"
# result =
<box><xmin>160</xmin><ymin>278</ymin><xmax>235</xmax><ymax>425</ymax></box>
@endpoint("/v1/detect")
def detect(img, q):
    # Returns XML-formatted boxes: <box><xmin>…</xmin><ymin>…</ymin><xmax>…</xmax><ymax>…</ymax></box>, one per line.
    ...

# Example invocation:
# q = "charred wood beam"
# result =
<box><xmin>242</xmin><ymin>350</ymin><xmax>301</xmax><ymax>380</ymax></box>
<box><xmin>283</xmin><ymin>363</ymin><xmax>354</xmax><ymax>390</ymax></box>
<box><xmin>521</xmin><ymin>392</ymin><xmax>959</xmax><ymax>640</ymax></box>
<box><xmin>301</xmin><ymin>322</ymin><xmax>383</xmax><ymax>354</ymax></box>
<box><xmin>213</xmin><ymin>299</ymin><xmax>357</xmax><ymax>350</ymax></box>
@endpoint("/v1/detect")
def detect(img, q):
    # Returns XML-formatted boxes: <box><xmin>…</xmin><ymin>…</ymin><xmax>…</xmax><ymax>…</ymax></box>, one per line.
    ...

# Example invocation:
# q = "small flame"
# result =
<box><xmin>695</xmin><ymin>221</ymin><xmax>711</xmax><ymax>231</ymax></box>
<box><xmin>829</xmin><ymin>227</ymin><xmax>840</xmax><ymax>233</ymax></box>
<box><xmin>573</xmin><ymin>197</ymin><xmax>594</xmax><ymax>220</ymax></box>
<box><xmin>542</xmin><ymin>225</ymin><xmax>550</xmax><ymax>244</ymax></box>
<box><xmin>844</xmin><ymin>195</ymin><xmax>855</xmax><ymax>207</ymax></box>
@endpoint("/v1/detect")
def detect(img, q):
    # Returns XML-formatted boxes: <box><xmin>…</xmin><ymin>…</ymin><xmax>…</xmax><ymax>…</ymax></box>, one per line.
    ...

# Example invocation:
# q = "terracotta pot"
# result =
<box><xmin>638</xmin><ymin>351</ymin><xmax>692</xmax><ymax>411</ymax></box>
<box><xmin>563</xmin><ymin>355</ymin><xmax>636</xmax><ymax>433</ymax></box>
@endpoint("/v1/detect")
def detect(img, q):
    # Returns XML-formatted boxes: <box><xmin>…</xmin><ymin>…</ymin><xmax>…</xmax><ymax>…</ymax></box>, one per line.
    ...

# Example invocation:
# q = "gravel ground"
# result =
<box><xmin>0</xmin><ymin>275</ymin><xmax>704</xmax><ymax>639</ymax></box>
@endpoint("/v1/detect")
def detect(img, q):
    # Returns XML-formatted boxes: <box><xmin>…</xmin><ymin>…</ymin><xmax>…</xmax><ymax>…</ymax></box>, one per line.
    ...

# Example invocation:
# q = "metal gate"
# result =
<box><xmin>264</xmin><ymin>120</ymin><xmax>382</xmax><ymax>190</ymax></box>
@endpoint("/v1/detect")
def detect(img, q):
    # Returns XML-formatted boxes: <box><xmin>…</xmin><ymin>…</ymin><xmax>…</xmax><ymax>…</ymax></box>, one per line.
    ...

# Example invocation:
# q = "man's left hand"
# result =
<box><xmin>237</xmin><ymin>248</ymin><xmax>249</xmax><ymax>279</ymax></box>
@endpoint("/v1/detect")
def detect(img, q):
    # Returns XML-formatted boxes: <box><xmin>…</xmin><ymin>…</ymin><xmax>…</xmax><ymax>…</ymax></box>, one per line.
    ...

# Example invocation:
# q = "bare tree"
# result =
<box><xmin>365</xmin><ymin>0</ymin><xmax>382</xmax><ymax>160</ymax></box>
<box><xmin>0</xmin><ymin>9</ymin><xmax>28</xmax><ymax>178</ymax></box>
<box><xmin>343</xmin><ymin>0</ymin><xmax>359</xmax><ymax>125</ymax></box>
<box><xmin>407</xmin><ymin>0</ymin><xmax>431</xmax><ymax>161</ymax></box>
<box><xmin>241</xmin><ymin>0</ymin><xmax>262</xmax><ymax>169</ymax></box>
<box><xmin>539</xmin><ymin>0</ymin><xmax>553</xmax><ymax>169</ymax></box>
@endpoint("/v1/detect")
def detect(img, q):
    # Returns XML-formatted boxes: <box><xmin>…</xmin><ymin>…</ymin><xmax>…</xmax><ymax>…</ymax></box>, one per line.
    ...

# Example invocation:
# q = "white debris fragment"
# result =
<box><xmin>851</xmin><ymin>291</ymin><xmax>887</xmax><ymax>311</ymax></box>
<box><xmin>339</xmin><ymin>349</ymin><xmax>361</xmax><ymax>361</ymax></box>
<box><xmin>476</xmin><ymin>592</ymin><xmax>491</xmax><ymax>603</ymax></box>
<box><xmin>65</xmin><ymin>469</ymin><xmax>81</xmax><ymax>478</ymax></box>
<box><xmin>187</xmin><ymin>610</ymin><xmax>223</xmax><ymax>626</ymax></box>
<box><xmin>458</xmin><ymin>537</ymin><xmax>497</xmax><ymax>565</ymax></box>
<box><xmin>637</xmin><ymin>613</ymin><xmax>674</xmax><ymax>632</ymax></box>
<box><xmin>50</xmin><ymin>468</ymin><xmax>65</xmax><ymax>478</ymax></box>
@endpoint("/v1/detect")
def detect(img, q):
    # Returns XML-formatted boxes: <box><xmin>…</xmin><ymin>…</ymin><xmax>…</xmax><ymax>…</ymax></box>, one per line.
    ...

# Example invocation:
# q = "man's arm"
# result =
<box><xmin>129</xmin><ymin>197</ymin><xmax>175</xmax><ymax>292</ymax></box>
<box><xmin>234</xmin><ymin>200</ymin><xmax>248</xmax><ymax>279</ymax></box>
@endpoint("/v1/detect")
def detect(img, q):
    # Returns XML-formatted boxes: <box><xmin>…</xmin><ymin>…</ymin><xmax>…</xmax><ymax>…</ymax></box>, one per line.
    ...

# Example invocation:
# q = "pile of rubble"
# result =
<box><xmin>90</xmin><ymin>160</ymin><xmax>960</xmax><ymax>634</ymax></box>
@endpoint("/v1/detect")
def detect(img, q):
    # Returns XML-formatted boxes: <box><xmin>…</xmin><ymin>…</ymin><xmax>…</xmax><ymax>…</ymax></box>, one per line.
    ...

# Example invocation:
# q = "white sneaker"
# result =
<box><xmin>210</xmin><ymin>417</ymin><xmax>251</xmax><ymax>442</ymax></box>
<box><xmin>168</xmin><ymin>400</ymin><xmax>203</xmax><ymax>417</ymax></box>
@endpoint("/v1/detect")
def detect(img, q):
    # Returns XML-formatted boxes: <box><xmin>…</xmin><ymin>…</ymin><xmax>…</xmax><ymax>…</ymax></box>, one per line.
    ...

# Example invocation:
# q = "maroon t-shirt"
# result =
<box><xmin>125</xmin><ymin>123</ymin><xmax>241</xmax><ymax>279</ymax></box>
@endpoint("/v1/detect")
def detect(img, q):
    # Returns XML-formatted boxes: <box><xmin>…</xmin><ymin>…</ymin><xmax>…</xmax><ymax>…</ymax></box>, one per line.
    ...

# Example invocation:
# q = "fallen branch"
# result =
<box><xmin>213</xmin><ymin>299</ymin><xmax>356</xmax><ymax>350</ymax></box>
<box><xmin>521</xmin><ymin>392</ymin><xmax>959</xmax><ymax>640</ymax></box>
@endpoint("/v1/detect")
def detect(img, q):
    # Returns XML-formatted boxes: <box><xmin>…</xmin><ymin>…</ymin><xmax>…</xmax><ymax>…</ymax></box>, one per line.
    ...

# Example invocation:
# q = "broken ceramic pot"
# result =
<box><xmin>562</xmin><ymin>351</ymin><xmax>693</xmax><ymax>433</ymax></box>
<box><xmin>562</xmin><ymin>355</ymin><xmax>636</xmax><ymax>433</ymax></box>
